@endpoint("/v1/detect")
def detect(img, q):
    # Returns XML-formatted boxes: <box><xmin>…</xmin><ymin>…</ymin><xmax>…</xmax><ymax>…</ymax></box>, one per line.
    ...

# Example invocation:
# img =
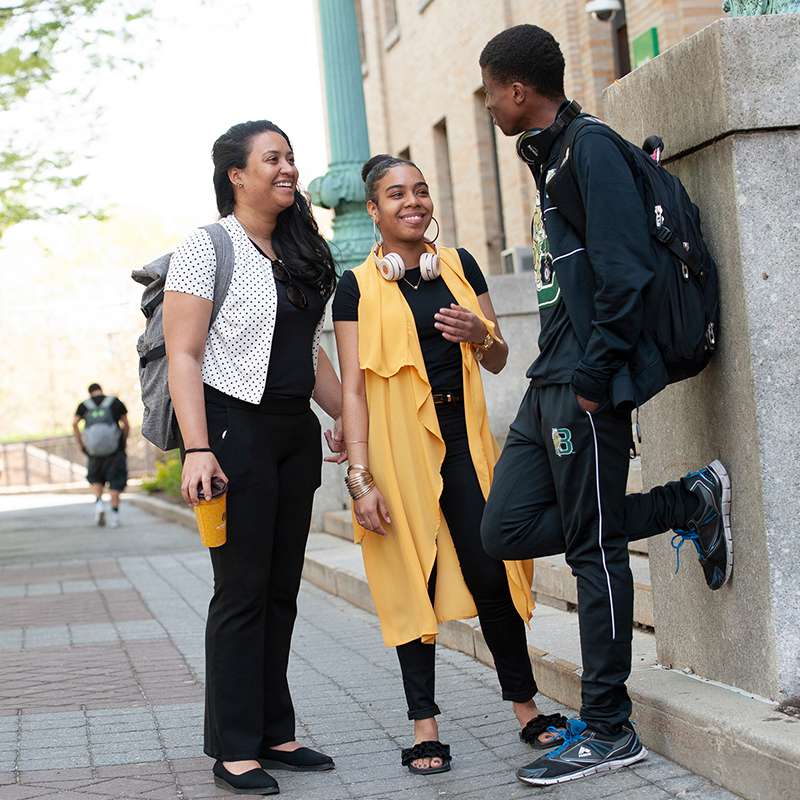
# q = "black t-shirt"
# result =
<box><xmin>332</xmin><ymin>248</ymin><xmax>489</xmax><ymax>392</ymax></box>
<box><xmin>249</xmin><ymin>241</ymin><xmax>328</xmax><ymax>402</ymax></box>
<box><xmin>75</xmin><ymin>395</ymin><xmax>128</xmax><ymax>454</ymax></box>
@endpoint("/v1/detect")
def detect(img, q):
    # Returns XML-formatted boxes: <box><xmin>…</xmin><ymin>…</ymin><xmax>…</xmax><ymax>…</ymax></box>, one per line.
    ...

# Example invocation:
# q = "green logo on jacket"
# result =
<box><xmin>532</xmin><ymin>198</ymin><xmax>560</xmax><ymax>309</ymax></box>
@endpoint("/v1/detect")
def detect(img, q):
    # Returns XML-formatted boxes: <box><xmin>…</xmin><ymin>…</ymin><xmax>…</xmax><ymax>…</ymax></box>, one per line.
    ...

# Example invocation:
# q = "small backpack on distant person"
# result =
<box><xmin>132</xmin><ymin>223</ymin><xmax>235</xmax><ymax>451</ymax></box>
<box><xmin>545</xmin><ymin>115</ymin><xmax>720</xmax><ymax>386</ymax></box>
<box><xmin>81</xmin><ymin>396</ymin><xmax>121</xmax><ymax>457</ymax></box>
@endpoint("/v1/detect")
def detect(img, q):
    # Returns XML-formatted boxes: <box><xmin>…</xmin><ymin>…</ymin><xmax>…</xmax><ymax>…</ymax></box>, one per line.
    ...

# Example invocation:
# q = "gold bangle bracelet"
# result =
<box><xmin>351</xmin><ymin>484</ymin><xmax>375</xmax><ymax>501</ymax></box>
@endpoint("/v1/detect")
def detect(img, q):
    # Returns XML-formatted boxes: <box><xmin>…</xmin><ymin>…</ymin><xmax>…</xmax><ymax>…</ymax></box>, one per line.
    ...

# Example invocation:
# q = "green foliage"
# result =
<box><xmin>141</xmin><ymin>451</ymin><xmax>182</xmax><ymax>498</ymax></box>
<box><xmin>0</xmin><ymin>0</ymin><xmax>152</xmax><ymax>236</ymax></box>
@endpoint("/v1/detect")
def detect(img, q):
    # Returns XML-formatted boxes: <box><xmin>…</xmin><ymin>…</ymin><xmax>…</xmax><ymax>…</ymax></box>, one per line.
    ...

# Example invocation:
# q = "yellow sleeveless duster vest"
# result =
<box><xmin>351</xmin><ymin>246</ymin><xmax>534</xmax><ymax>647</ymax></box>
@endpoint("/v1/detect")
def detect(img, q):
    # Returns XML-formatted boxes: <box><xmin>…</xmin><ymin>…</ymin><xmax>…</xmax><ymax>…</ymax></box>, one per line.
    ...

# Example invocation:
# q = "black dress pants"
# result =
<box><xmin>200</xmin><ymin>388</ymin><xmax>322</xmax><ymax>760</ymax></box>
<box><xmin>396</xmin><ymin>402</ymin><xmax>537</xmax><ymax>720</ymax></box>
<box><xmin>480</xmin><ymin>383</ymin><xmax>698</xmax><ymax>736</ymax></box>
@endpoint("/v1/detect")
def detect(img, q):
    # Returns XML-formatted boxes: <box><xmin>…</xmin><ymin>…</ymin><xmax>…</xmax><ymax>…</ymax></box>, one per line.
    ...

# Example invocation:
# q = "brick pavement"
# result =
<box><xmin>0</xmin><ymin>494</ymin><xmax>741</xmax><ymax>799</ymax></box>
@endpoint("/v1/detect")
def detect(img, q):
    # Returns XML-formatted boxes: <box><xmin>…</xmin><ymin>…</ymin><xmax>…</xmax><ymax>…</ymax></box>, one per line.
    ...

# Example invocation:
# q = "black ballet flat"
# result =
<box><xmin>260</xmin><ymin>746</ymin><xmax>335</xmax><ymax>772</ymax></box>
<box><xmin>401</xmin><ymin>740</ymin><xmax>452</xmax><ymax>774</ymax></box>
<box><xmin>212</xmin><ymin>761</ymin><xmax>280</xmax><ymax>795</ymax></box>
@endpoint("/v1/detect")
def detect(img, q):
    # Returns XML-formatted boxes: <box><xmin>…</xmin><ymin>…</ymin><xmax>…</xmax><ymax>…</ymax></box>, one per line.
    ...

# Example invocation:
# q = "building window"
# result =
<box><xmin>612</xmin><ymin>5</ymin><xmax>631</xmax><ymax>78</ymax></box>
<box><xmin>383</xmin><ymin>0</ymin><xmax>400</xmax><ymax>49</ymax></box>
<box><xmin>473</xmin><ymin>91</ymin><xmax>506</xmax><ymax>274</ymax></box>
<box><xmin>432</xmin><ymin>119</ymin><xmax>458</xmax><ymax>246</ymax></box>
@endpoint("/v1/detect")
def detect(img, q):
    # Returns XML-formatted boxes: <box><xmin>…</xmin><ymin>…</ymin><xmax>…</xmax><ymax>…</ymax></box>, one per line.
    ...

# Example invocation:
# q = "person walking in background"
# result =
<box><xmin>333</xmin><ymin>154</ymin><xmax>564</xmax><ymax>776</ymax></box>
<box><xmin>72</xmin><ymin>382</ymin><xmax>129</xmax><ymax>529</ymax></box>
<box><xmin>163</xmin><ymin>120</ymin><xmax>345</xmax><ymax>796</ymax></box>
<box><xmin>478</xmin><ymin>25</ymin><xmax>733</xmax><ymax>787</ymax></box>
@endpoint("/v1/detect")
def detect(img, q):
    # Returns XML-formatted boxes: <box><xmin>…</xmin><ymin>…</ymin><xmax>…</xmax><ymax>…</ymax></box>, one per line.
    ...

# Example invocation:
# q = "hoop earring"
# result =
<box><xmin>426</xmin><ymin>216</ymin><xmax>440</xmax><ymax>244</ymax></box>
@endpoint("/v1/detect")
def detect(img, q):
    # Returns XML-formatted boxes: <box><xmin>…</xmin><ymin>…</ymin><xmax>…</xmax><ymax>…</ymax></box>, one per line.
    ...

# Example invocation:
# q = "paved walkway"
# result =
<box><xmin>0</xmin><ymin>494</ymin><xmax>740</xmax><ymax>799</ymax></box>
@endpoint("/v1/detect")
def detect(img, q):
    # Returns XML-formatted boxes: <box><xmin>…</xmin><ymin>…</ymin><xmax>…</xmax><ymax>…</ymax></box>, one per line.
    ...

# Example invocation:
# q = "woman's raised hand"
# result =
<box><xmin>354</xmin><ymin>486</ymin><xmax>392</xmax><ymax>536</ymax></box>
<box><xmin>434</xmin><ymin>303</ymin><xmax>487</xmax><ymax>344</ymax></box>
<box><xmin>181</xmin><ymin>452</ymin><xmax>228</xmax><ymax>506</ymax></box>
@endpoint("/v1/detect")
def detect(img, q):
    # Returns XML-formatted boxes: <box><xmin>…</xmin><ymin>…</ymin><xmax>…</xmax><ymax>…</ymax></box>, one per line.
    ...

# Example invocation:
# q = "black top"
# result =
<box><xmin>75</xmin><ymin>395</ymin><xmax>128</xmax><ymax>453</ymax></box>
<box><xmin>332</xmin><ymin>248</ymin><xmax>488</xmax><ymax>392</ymax></box>
<box><xmin>250</xmin><ymin>241</ymin><xmax>327</xmax><ymax>402</ymax></box>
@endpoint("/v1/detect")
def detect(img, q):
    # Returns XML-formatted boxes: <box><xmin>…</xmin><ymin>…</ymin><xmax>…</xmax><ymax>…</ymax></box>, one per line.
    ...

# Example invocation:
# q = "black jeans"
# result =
<box><xmin>481</xmin><ymin>383</ymin><xmax>697</xmax><ymax>736</ymax></box>
<box><xmin>396</xmin><ymin>401</ymin><xmax>537</xmax><ymax>720</ymax></box>
<box><xmin>200</xmin><ymin>387</ymin><xmax>322</xmax><ymax>760</ymax></box>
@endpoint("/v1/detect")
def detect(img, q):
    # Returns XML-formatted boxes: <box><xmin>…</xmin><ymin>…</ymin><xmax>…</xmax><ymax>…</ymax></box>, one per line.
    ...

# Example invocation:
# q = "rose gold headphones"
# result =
<box><xmin>372</xmin><ymin>217</ymin><xmax>441</xmax><ymax>282</ymax></box>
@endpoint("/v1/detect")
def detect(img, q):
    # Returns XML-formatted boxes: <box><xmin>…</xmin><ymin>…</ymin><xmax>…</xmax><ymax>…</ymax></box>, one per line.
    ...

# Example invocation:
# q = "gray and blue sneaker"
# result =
<box><xmin>516</xmin><ymin>719</ymin><xmax>647</xmax><ymax>786</ymax></box>
<box><xmin>671</xmin><ymin>459</ymin><xmax>732</xmax><ymax>590</ymax></box>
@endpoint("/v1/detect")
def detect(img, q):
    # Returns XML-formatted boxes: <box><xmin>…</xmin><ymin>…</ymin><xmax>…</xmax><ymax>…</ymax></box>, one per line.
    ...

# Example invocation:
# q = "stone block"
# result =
<box><xmin>604</xmin><ymin>15</ymin><xmax>800</xmax><ymax>157</ymax></box>
<box><xmin>605</xmin><ymin>15</ymin><xmax>800</xmax><ymax>700</ymax></box>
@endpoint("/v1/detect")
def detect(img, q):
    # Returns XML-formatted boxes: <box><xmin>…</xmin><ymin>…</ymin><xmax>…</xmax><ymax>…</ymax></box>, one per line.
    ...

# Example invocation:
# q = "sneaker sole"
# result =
<box><xmin>516</xmin><ymin>746</ymin><xmax>648</xmax><ymax>786</ymax></box>
<box><xmin>708</xmin><ymin>459</ymin><xmax>733</xmax><ymax>587</ymax></box>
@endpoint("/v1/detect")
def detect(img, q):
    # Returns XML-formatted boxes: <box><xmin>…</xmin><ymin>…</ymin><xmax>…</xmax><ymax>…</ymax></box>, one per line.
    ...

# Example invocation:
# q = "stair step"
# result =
<box><xmin>323</xmin><ymin>511</ymin><xmax>653</xmax><ymax>627</ymax></box>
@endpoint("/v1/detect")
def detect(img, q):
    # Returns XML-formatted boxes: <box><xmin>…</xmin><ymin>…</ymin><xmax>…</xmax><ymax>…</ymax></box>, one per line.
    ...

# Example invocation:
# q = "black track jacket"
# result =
<box><xmin>527</xmin><ymin>115</ymin><xmax>669</xmax><ymax>409</ymax></box>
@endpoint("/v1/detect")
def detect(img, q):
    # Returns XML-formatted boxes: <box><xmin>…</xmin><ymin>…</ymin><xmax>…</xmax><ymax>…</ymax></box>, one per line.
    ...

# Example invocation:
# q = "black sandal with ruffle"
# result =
<box><xmin>401</xmin><ymin>740</ymin><xmax>452</xmax><ymax>774</ymax></box>
<box><xmin>519</xmin><ymin>713</ymin><xmax>568</xmax><ymax>749</ymax></box>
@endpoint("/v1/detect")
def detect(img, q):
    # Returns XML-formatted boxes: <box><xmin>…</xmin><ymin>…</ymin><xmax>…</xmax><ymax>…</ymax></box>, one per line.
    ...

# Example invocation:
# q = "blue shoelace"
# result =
<box><xmin>546</xmin><ymin>719</ymin><xmax>588</xmax><ymax>760</ymax></box>
<box><xmin>671</xmin><ymin>529</ymin><xmax>703</xmax><ymax>574</ymax></box>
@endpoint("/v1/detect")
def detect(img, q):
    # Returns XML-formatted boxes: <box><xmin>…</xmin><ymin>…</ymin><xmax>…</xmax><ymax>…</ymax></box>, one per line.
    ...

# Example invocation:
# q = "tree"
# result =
<box><xmin>0</xmin><ymin>0</ymin><xmax>151</xmax><ymax>236</ymax></box>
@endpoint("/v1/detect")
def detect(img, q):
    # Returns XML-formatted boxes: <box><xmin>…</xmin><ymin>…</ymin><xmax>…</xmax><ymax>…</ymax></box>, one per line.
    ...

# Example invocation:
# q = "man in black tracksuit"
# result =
<box><xmin>478</xmin><ymin>25</ymin><xmax>734</xmax><ymax>787</ymax></box>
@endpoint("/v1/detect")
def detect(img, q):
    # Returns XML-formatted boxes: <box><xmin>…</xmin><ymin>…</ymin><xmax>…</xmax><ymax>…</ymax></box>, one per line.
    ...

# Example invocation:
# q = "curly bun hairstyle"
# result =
<box><xmin>212</xmin><ymin>120</ymin><xmax>336</xmax><ymax>296</ymax></box>
<box><xmin>362</xmin><ymin>153</ymin><xmax>421</xmax><ymax>204</ymax></box>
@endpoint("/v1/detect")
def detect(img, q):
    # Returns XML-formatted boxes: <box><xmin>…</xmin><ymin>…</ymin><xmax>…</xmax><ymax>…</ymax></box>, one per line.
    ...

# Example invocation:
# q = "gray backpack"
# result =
<box><xmin>81</xmin><ymin>395</ymin><xmax>122</xmax><ymax>457</ymax></box>
<box><xmin>132</xmin><ymin>223</ymin><xmax>235</xmax><ymax>451</ymax></box>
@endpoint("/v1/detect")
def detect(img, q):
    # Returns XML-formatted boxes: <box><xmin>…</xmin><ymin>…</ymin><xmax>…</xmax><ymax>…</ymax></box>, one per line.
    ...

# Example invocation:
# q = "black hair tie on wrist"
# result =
<box><xmin>184</xmin><ymin>448</ymin><xmax>213</xmax><ymax>455</ymax></box>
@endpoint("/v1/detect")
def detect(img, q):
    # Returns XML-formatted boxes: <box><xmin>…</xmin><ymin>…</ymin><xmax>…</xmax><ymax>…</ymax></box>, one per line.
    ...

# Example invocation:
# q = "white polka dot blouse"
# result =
<box><xmin>164</xmin><ymin>214</ymin><xmax>323</xmax><ymax>404</ymax></box>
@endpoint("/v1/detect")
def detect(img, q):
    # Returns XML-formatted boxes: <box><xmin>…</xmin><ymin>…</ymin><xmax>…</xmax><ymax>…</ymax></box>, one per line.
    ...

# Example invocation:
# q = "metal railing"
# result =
<box><xmin>0</xmin><ymin>429</ymin><xmax>159</xmax><ymax>487</ymax></box>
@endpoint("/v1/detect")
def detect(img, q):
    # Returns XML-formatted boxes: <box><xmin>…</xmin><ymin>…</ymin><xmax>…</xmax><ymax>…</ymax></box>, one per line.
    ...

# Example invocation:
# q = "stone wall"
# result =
<box><xmin>604</xmin><ymin>15</ymin><xmax>800</xmax><ymax>700</ymax></box>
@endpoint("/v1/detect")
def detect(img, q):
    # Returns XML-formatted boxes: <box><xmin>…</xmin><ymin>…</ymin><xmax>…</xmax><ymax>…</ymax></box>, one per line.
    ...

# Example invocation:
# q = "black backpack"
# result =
<box><xmin>545</xmin><ymin>115</ymin><xmax>720</xmax><ymax>385</ymax></box>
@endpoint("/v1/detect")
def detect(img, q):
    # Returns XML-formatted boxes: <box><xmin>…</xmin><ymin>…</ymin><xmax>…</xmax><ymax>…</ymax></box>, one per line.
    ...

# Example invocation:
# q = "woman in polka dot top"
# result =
<box><xmin>163</xmin><ymin>120</ymin><xmax>345</xmax><ymax>794</ymax></box>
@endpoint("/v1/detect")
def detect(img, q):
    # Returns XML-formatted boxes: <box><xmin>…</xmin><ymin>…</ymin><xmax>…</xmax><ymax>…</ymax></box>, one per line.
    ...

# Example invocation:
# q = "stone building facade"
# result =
<box><xmin>357</xmin><ymin>0</ymin><xmax>723</xmax><ymax>275</ymax></box>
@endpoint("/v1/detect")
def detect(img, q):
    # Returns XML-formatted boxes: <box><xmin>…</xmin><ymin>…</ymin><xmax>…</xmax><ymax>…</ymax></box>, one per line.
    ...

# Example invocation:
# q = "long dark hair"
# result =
<box><xmin>212</xmin><ymin>120</ymin><xmax>336</xmax><ymax>298</ymax></box>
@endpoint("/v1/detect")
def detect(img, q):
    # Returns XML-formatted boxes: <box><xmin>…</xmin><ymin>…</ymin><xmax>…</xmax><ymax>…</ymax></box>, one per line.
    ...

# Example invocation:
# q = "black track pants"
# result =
<box><xmin>200</xmin><ymin>392</ymin><xmax>322</xmax><ymax>760</ymax></box>
<box><xmin>481</xmin><ymin>383</ymin><xmax>697</xmax><ymax>735</ymax></box>
<box><xmin>395</xmin><ymin>402</ymin><xmax>537</xmax><ymax>720</ymax></box>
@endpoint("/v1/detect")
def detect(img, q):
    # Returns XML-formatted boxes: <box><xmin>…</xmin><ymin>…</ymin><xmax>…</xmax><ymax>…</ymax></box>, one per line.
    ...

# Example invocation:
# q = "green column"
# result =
<box><xmin>309</xmin><ymin>0</ymin><xmax>374</xmax><ymax>272</ymax></box>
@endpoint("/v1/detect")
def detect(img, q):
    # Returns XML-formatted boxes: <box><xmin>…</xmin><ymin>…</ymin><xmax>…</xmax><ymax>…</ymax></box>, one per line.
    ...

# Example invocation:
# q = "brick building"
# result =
<box><xmin>357</xmin><ymin>0</ymin><xmax>722</xmax><ymax>274</ymax></box>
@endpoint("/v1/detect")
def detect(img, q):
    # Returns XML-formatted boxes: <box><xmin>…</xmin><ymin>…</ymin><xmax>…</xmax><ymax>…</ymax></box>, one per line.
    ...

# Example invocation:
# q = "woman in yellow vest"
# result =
<box><xmin>332</xmin><ymin>155</ymin><xmax>565</xmax><ymax>774</ymax></box>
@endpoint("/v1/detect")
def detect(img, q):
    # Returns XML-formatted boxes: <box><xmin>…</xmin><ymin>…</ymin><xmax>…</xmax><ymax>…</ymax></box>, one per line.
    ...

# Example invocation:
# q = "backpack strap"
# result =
<box><xmin>546</xmin><ymin>115</ymin><xmax>638</xmax><ymax>240</ymax></box>
<box><xmin>202</xmin><ymin>222</ymin><xmax>235</xmax><ymax>327</ymax></box>
<box><xmin>100</xmin><ymin>395</ymin><xmax>116</xmax><ymax>409</ymax></box>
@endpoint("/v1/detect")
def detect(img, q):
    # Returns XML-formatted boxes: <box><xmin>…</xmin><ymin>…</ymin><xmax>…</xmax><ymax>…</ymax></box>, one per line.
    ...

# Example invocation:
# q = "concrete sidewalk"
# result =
<box><xmin>0</xmin><ymin>494</ymin><xmax>740</xmax><ymax>799</ymax></box>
